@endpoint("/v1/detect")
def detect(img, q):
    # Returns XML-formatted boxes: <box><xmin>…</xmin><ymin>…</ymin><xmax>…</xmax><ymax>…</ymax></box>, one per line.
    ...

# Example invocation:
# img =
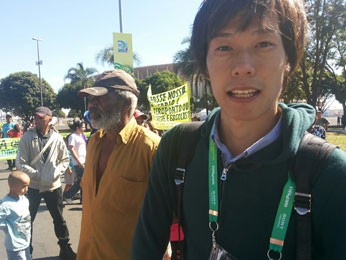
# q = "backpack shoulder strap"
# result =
<box><xmin>294</xmin><ymin>132</ymin><xmax>337</xmax><ymax>260</ymax></box>
<box><xmin>170</xmin><ymin>121</ymin><xmax>203</xmax><ymax>260</ymax></box>
<box><xmin>173</xmin><ymin>121</ymin><xmax>203</xmax><ymax>220</ymax></box>
<box><xmin>174</xmin><ymin>121</ymin><xmax>204</xmax><ymax>179</ymax></box>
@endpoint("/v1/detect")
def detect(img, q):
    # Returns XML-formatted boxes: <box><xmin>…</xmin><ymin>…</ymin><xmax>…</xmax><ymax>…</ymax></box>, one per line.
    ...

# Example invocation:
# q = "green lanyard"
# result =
<box><xmin>268</xmin><ymin>172</ymin><xmax>296</xmax><ymax>258</ymax></box>
<box><xmin>208</xmin><ymin>137</ymin><xmax>219</xmax><ymax>223</ymax></box>
<box><xmin>208</xmin><ymin>137</ymin><xmax>296</xmax><ymax>258</ymax></box>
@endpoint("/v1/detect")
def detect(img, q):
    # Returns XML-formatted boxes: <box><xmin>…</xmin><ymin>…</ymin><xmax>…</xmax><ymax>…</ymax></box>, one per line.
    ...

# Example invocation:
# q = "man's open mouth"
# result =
<box><xmin>228</xmin><ymin>89</ymin><xmax>259</xmax><ymax>98</ymax></box>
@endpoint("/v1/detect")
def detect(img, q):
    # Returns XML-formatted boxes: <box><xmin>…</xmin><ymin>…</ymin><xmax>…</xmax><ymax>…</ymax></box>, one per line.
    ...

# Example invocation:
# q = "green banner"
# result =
<box><xmin>0</xmin><ymin>138</ymin><xmax>20</xmax><ymax>160</ymax></box>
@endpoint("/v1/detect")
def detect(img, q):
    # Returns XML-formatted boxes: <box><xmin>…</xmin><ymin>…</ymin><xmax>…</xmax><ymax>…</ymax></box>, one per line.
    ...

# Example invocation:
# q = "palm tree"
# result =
<box><xmin>96</xmin><ymin>45</ymin><xmax>141</xmax><ymax>67</ymax></box>
<box><xmin>173</xmin><ymin>37</ymin><xmax>212</xmax><ymax>112</ymax></box>
<box><xmin>65</xmin><ymin>62</ymin><xmax>98</xmax><ymax>113</ymax></box>
<box><xmin>173</xmin><ymin>37</ymin><xmax>195</xmax><ymax>82</ymax></box>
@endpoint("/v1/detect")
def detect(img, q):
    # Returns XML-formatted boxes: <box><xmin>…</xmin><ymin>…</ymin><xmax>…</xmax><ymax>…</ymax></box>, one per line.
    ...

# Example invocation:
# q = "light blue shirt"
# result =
<box><xmin>1</xmin><ymin>123</ymin><xmax>14</xmax><ymax>138</ymax></box>
<box><xmin>0</xmin><ymin>195</ymin><xmax>31</xmax><ymax>251</ymax></box>
<box><xmin>211</xmin><ymin>114</ymin><xmax>282</xmax><ymax>167</ymax></box>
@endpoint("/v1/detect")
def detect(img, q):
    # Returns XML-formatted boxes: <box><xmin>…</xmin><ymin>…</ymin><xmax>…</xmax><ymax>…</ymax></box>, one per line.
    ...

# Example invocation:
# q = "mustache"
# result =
<box><xmin>89</xmin><ymin>107</ymin><xmax>101</xmax><ymax>115</ymax></box>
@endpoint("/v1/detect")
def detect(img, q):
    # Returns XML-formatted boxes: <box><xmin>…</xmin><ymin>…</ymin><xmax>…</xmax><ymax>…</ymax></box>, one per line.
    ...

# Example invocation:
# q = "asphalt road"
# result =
<box><xmin>0</xmin><ymin>160</ymin><xmax>82</xmax><ymax>260</ymax></box>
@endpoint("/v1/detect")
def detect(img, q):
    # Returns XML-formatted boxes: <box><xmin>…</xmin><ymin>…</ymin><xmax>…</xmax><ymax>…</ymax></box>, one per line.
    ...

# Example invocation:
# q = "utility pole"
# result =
<box><xmin>118</xmin><ymin>0</ymin><xmax>123</xmax><ymax>32</ymax></box>
<box><xmin>32</xmin><ymin>37</ymin><xmax>43</xmax><ymax>106</ymax></box>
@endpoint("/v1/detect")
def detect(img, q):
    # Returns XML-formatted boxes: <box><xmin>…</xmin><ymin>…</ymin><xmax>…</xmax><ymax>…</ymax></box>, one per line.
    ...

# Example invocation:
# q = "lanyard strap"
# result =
<box><xmin>269</xmin><ymin>173</ymin><xmax>296</xmax><ymax>253</ymax></box>
<box><xmin>208</xmin><ymin>137</ymin><xmax>219</xmax><ymax>223</ymax></box>
<box><xmin>208</xmin><ymin>136</ymin><xmax>295</xmax><ymax>256</ymax></box>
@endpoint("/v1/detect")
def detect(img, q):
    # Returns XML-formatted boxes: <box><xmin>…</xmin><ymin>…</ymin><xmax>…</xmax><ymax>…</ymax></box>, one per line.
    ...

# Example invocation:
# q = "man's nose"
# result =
<box><xmin>231</xmin><ymin>51</ymin><xmax>255</xmax><ymax>77</ymax></box>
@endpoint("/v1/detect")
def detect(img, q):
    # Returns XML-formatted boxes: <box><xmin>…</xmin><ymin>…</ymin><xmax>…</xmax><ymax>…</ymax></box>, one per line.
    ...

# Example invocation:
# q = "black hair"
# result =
<box><xmin>191</xmin><ymin>0</ymin><xmax>307</xmax><ymax>87</ymax></box>
<box><xmin>69</xmin><ymin>120</ymin><xmax>85</xmax><ymax>131</ymax></box>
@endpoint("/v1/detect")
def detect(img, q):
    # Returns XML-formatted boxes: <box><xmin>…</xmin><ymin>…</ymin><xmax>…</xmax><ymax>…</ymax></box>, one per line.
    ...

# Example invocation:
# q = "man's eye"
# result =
<box><xmin>256</xmin><ymin>42</ymin><xmax>274</xmax><ymax>48</ymax></box>
<box><xmin>216</xmin><ymin>46</ymin><xmax>232</xmax><ymax>52</ymax></box>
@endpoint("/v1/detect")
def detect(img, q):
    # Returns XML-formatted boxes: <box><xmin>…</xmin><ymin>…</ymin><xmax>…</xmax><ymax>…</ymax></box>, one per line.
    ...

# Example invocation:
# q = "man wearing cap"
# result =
<box><xmin>133</xmin><ymin>109</ymin><xmax>148</xmax><ymax>126</ymax></box>
<box><xmin>77</xmin><ymin>69</ymin><xmax>160</xmax><ymax>260</ymax></box>
<box><xmin>16</xmin><ymin>107</ymin><xmax>76</xmax><ymax>259</ymax></box>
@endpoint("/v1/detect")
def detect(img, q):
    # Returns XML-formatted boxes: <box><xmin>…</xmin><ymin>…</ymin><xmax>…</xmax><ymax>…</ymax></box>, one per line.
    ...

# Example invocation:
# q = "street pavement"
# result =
<box><xmin>0</xmin><ymin>160</ymin><xmax>82</xmax><ymax>259</ymax></box>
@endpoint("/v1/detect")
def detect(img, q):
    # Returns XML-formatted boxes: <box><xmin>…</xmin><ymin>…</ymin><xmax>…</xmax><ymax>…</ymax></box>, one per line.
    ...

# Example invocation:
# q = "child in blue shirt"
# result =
<box><xmin>0</xmin><ymin>171</ymin><xmax>31</xmax><ymax>260</ymax></box>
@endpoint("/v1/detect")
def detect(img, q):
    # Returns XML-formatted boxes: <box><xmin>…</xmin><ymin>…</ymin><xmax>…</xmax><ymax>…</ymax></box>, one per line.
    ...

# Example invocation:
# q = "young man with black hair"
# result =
<box><xmin>132</xmin><ymin>0</ymin><xmax>346</xmax><ymax>259</ymax></box>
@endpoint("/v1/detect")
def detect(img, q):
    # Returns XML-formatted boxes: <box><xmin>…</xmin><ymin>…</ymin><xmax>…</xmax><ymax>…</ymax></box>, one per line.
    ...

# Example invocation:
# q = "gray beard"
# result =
<box><xmin>90</xmin><ymin>108</ymin><xmax>122</xmax><ymax>130</ymax></box>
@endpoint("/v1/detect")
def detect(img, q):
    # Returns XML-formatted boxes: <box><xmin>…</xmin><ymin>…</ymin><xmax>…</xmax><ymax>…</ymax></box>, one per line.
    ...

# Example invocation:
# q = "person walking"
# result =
<box><xmin>0</xmin><ymin>171</ymin><xmax>31</xmax><ymax>260</ymax></box>
<box><xmin>7</xmin><ymin>124</ymin><xmax>22</xmax><ymax>171</ymax></box>
<box><xmin>76</xmin><ymin>69</ymin><xmax>160</xmax><ymax>260</ymax></box>
<box><xmin>131</xmin><ymin>0</ymin><xmax>346</xmax><ymax>259</ymax></box>
<box><xmin>1</xmin><ymin>115</ymin><xmax>15</xmax><ymax>170</ymax></box>
<box><xmin>16</xmin><ymin>107</ymin><xmax>76</xmax><ymax>259</ymax></box>
<box><xmin>63</xmin><ymin>121</ymin><xmax>87</xmax><ymax>204</ymax></box>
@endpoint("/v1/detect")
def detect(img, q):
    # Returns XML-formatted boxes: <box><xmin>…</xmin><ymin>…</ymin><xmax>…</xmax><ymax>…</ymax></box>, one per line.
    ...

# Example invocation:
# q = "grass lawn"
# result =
<box><xmin>327</xmin><ymin>132</ymin><xmax>346</xmax><ymax>151</ymax></box>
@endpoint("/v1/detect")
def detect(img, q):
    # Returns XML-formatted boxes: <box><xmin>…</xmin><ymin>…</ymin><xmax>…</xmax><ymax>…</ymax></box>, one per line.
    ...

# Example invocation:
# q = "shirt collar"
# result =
<box><xmin>211</xmin><ymin>113</ymin><xmax>282</xmax><ymax>165</ymax></box>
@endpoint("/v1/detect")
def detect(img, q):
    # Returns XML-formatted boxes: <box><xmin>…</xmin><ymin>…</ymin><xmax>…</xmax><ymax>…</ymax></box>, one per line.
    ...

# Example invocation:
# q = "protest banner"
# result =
<box><xmin>147</xmin><ymin>84</ymin><xmax>191</xmax><ymax>130</ymax></box>
<box><xmin>0</xmin><ymin>138</ymin><xmax>20</xmax><ymax>160</ymax></box>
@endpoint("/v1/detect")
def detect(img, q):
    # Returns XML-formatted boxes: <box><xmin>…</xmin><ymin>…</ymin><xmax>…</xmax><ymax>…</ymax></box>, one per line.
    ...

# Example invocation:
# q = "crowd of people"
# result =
<box><xmin>1</xmin><ymin>0</ymin><xmax>346</xmax><ymax>259</ymax></box>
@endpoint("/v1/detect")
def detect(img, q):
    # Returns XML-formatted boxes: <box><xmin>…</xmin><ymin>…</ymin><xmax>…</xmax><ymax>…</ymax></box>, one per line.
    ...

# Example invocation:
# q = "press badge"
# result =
<box><xmin>209</xmin><ymin>242</ymin><xmax>239</xmax><ymax>260</ymax></box>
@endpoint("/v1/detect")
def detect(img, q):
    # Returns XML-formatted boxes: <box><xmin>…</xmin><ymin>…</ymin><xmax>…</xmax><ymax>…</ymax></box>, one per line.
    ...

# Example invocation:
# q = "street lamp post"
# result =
<box><xmin>118</xmin><ymin>0</ymin><xmax>123</xmax><ymax>32</ymax></box>
<box><xmin>32</xmin><ymin>37</ymin><xmax>43</xmax><ymax>106</ymax></box>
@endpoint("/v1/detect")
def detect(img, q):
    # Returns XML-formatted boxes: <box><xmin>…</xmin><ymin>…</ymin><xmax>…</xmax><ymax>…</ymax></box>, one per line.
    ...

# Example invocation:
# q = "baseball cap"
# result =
<box><xmin>78</xmin><ymin>69</ymin><xmax>140</xmax><ymax>97</ymax></box>
<box><xmin>35</xmin><ymin>106</ymin><xmax>52</xmax><ymax>117</ymax></box>
<box><xmin>133</xmin><ymin>109</ymin><xmax>148</xmax><ymax>120</ymax></box>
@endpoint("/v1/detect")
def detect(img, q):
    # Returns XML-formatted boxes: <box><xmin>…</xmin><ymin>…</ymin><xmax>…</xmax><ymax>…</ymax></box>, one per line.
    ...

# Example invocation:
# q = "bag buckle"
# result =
<box><xmin>175</xmin><ymin>168</ymin><xmax>185</xmax><ymax>185</ymax></box>
<box><xmin>294</xmin><ymin>192</ymin><xmax>311</xmax><ymax>215</ymax></box>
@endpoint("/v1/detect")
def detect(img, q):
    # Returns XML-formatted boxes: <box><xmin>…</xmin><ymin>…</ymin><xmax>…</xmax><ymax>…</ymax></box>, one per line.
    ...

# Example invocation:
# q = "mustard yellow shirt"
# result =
<box><xmin>77</xmin><ymin>119</ymin><xmax>160</xmax><ymax>260</ymax></box>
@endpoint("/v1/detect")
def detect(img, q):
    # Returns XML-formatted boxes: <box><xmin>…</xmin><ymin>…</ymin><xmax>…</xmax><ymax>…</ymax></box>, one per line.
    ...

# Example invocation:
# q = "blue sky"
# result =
<box><xmin>0</xmin><ymin>0</ymin><xmax>203</xmax><ymax>92</ymax></box>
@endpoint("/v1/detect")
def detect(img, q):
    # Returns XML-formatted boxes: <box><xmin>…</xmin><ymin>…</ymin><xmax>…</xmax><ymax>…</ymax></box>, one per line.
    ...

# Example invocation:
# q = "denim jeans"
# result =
<box><xmin>63</xmin><ymin>166</ymin><xmax>83</xmax><ymax>200</ymax></box>
<box><xmin>6</xmin><ymin>246</ymin><xmax>30</xmax><ymax>260</ymax></box>
<box><xmin>27</xmin><ymin>187</ymin><xmax>70</xmax><ymax>254</ymax></box>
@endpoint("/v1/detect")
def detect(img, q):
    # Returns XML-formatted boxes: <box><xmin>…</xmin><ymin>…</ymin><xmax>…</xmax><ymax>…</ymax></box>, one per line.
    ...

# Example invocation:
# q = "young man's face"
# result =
<box><xmin>206</xmin><ymin>15</ymin><xmax>288</xmax><ymax>123</ymax></box>
<box><xmin>6</xmin><ymin>116</ymin><xmax>12</xmax><ymax>123</ymax></box>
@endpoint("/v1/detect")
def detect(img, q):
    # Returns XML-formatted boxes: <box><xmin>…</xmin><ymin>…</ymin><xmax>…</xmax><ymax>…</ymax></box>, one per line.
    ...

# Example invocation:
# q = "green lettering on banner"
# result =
<box><xmin>0</xmin><ymin>138</ymin><xmax>20</xmax><ymax>160</ymax></box>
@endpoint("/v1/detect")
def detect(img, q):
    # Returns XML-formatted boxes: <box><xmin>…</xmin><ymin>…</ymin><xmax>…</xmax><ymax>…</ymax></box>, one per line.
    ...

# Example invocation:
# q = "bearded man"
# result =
<box><xmin>76</xmin><ymin>70</ymin><xmax>160</xmax><ymax>260</ymax></box>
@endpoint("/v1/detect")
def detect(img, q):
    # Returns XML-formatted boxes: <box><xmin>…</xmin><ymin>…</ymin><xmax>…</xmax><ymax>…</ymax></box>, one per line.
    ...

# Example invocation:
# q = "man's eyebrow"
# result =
<box><xmin>214</xmin><ymin>28</ymin><xmax>278</xmax><ymax>38</ymax></box>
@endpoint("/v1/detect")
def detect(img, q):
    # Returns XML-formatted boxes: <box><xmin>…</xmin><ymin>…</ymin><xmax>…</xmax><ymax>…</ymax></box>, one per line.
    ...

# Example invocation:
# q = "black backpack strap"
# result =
<box><xmin>294</xmin><ymin>133</ymin><xmax>337</xmax><ymax>260</ymax></box>
<box><xmin>171</xmin><ymin>121</ymin><xmax>203</xmax><ymax>260</ymax></box>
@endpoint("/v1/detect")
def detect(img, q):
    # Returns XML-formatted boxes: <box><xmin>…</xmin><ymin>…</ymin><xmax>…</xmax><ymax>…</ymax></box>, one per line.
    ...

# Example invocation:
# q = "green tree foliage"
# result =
<box><xmin>137</xmin><ymin>71</ymin><xmax>185</xmax><ymax>110</ymax></box>
<box><xmin>282</xmin><ymin>69</ymin><xmax>309</xmax><ymax>103</ymax></box>
<box><xmin>65</xmin><ymin>63</ymin><xmax>97</xmax><ymax>87</ymax></box>
<box><xmin>173</xmin><ymin>37</ymin><xmax>208</xmax><ymax>101</ymax></box>
<box><xmin>67</xmin><ymin>109</ymin><xmax>81</xmax><ymax>118</ymax></box>
<box><xmin>299</xmin><ymin>0</ymin><xmax>345</xmax><ymax>109</ymax></box>
<box><xmin>173</xmin><ymin>37</ymin><xmax>194</xmax><ymax>81</ymax></box>
<box><xmin>0</xmin><ymin>72</ymin><xmax>56</xmax><ymax>121</ymax></box>
<box><xmin>55</xmin><ymin>109</ymin><xmax>66</xmax><ymax>118</ymax></box>
<box><xmin>64</xmin><ymin>63</ymin><xmax>97</xmax><ymax>114</ymax></box>
<box><xmin>56</xmin><ymin>83</ymin><xmax>84</xmax><ymax>118</ymax></box>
